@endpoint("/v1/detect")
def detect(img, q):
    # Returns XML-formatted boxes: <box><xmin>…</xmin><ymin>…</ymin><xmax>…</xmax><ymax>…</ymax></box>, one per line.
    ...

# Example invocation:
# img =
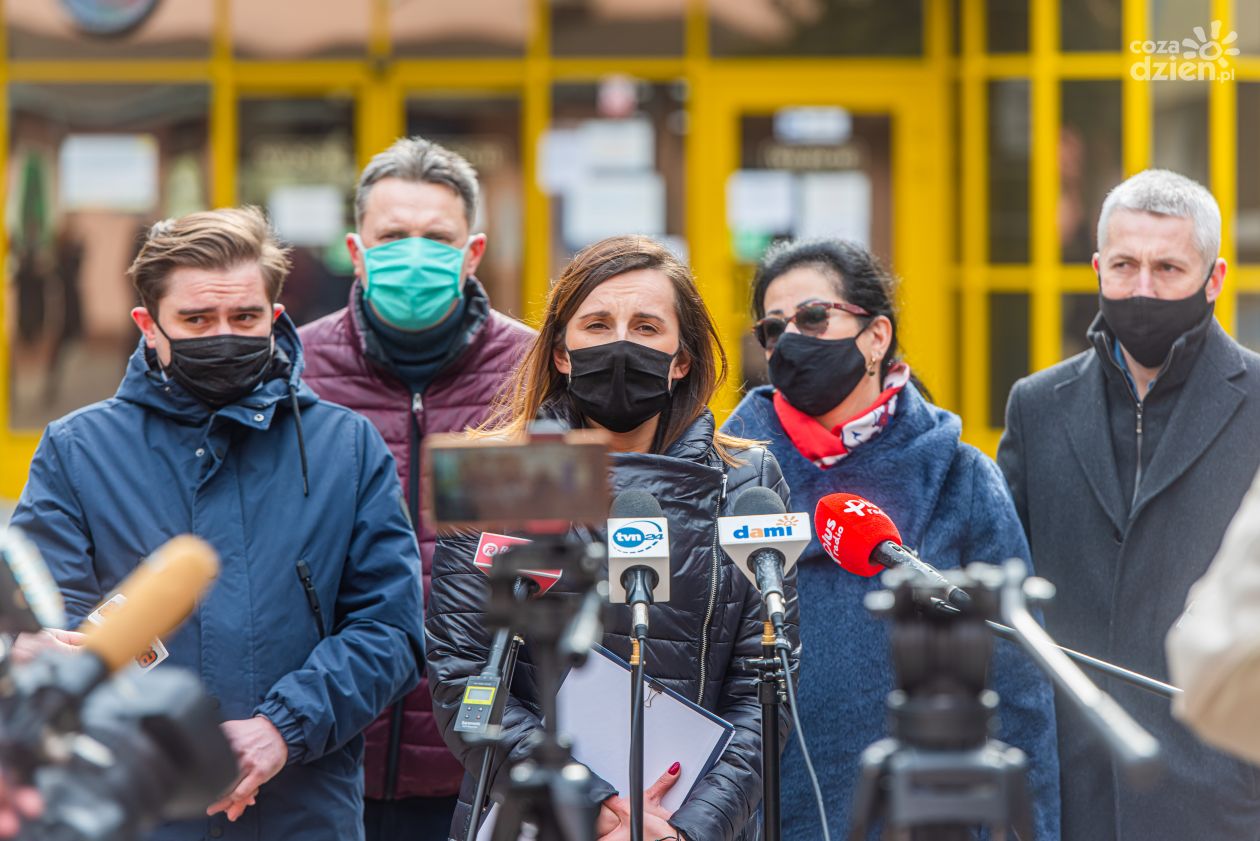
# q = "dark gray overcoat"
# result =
<box><xmin>999</xmin><ymin>315</ymin><xmax>1260</xmax><ymax>841</ymax></box>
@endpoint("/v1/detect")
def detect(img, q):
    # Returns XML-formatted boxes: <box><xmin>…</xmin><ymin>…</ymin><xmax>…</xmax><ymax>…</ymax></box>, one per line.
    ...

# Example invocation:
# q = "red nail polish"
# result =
<box><xmin>668</xmin><ymin>761</ymin><xmax>680</xmax><ymax>775</ymax></box>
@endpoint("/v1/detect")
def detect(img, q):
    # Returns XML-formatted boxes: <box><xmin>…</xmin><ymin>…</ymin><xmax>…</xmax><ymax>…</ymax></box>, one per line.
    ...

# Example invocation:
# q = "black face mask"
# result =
<box><xmin>156</xmin><ymin>321</ymin><xmax>275</xmax><ymax>408</ymax></box>
<box><xmin>1099</xmin><ymin>273</ymin><xmax>1213</xmax><ymax>369</ymax></box>
<box><xmin>567</xmin><ymin>340</ymin><xmax>675</xmax><ymax>434</ymax></box>
<box><xmin>768</xmin><ymin>330</ymin><xmax>869</xmax><ymax>417</ymax></box>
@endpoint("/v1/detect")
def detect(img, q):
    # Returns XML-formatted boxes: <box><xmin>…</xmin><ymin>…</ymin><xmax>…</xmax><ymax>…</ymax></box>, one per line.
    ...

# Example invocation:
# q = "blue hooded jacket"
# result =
<box><xmin>10</xmin><ymin>315</ymin><xmax>424</xmax><ymax>841</ymax></box>
<box><xmin>723</xmin><ymin>384</ymin><xmax>1060</xmax><ymax>841</ymax></box>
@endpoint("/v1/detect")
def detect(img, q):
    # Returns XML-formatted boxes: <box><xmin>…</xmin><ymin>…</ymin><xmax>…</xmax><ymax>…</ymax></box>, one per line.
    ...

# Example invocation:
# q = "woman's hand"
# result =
<box><xmin>596</xmin><ymin>762</ymin><xmax>682</xmax><ymax>841</ymax></box>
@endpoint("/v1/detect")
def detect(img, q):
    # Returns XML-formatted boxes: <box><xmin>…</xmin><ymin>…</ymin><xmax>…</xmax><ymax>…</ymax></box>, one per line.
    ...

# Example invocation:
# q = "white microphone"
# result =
<box><xmin>718</xmin><ymin>487</ymin><xmax>810</xmax><ymax>635</ymax></box>
<box><xmin>607</xmin><ymin>491</ymin><xmax>671</xmax><ymax>638</ymax></box>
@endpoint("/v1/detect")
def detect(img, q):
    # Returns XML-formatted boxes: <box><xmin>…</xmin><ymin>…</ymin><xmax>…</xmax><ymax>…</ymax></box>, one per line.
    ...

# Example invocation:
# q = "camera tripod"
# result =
<box><xmin>850</xmin><ymin>561</ymin><xmax>1161</xmax><ymax>841</ymax></box>
<box><xmin>484</xmin><ymin>536</ymin><xmax>607</xmax><ymax>841</ymax></box>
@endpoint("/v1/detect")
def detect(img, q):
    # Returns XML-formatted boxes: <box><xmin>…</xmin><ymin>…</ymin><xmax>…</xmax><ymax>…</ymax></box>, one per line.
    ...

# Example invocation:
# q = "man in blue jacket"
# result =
<box><xmin>10</xmin><ymin>206</ymin><xmax>424</xmax><ymax>841</ymax></box>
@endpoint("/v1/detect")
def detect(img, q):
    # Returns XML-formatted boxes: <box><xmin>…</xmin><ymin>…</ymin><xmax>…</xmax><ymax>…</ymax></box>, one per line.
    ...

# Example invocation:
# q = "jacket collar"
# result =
<box><xmin>116</xmin><ymin>312</ymin><xmax>317</xmax><ymax>427</ymax></box>
<box><xmin>347</xmin><ymin>276</ymin><xmax>492</xmax><ymax>387</ymax></box>
<box><xmin>1060</xmin><ymin>314</ymin><xmax>1246</xmax><ymax>531</ymax></box>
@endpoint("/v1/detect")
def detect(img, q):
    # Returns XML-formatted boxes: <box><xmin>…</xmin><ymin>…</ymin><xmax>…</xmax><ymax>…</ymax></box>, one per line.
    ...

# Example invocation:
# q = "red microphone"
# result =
<box><xmin>813</xmin><ymin>493</ymin><xmax>971</xmax><ymax>608</ymax></box>
<box><xmin>472</xmin><ymin>532</ymin><xmax>561</xmax><ymax>596</ymax></box>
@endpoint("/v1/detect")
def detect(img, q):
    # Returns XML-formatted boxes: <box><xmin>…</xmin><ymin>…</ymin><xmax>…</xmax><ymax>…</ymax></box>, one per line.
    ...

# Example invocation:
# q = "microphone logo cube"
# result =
<box><xmin>731</xmin><ymin>514</ymin><xmax>800</xmax><ymax>541</ymax></box>
<box><xmin>610</xmin><ymin>519</ymin><xmax>667</xmax><ymax>555</ymax></box>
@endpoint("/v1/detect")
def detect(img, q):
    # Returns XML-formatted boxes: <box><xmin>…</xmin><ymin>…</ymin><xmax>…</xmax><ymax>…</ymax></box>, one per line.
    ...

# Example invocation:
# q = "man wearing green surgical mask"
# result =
<box><xmin>298</xmin><ymin>136</ymin><xmax>535</xmax><ymax>841</ymax></box>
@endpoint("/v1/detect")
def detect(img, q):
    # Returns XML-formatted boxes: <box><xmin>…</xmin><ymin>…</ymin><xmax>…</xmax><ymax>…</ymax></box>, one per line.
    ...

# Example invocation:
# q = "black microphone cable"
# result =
<box><xmin>776</xmin><ymin>644</ymin><xmax>831</xmax><ymax>841</ymax></box>
<box><xmin>630</xmin><ymin>629</ymin><xmax>647</xmax><ymax>841</ymax></box>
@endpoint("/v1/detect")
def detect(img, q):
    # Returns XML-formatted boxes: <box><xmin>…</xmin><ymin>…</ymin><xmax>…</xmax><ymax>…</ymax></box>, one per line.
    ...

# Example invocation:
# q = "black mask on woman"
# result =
<box><xmin>567</xmin><ymin>340</ymin><xmax>675</xmax><ymax>433</ymax></box>
<box><xmin>1099</xmin><ymin>276</ymin><xmax>1213</xmax><ymax>369</ymax></box>
<box><xmin>156</xmin><ymin>322</ymin><xmax>275</xmax><ymax>408</ymax></box>
<box><xmin>768</xmin><ymin>330</ymin><xmax>869</xmax><ymax>417</ymax></box>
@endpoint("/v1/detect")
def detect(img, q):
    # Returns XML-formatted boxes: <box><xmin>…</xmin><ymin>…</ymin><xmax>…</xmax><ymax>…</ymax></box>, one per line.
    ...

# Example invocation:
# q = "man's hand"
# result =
<box><xmin>0</xmin><ymin>775</ymin><xmax>41</xmax><ymax>839</ymax></box>
<box><xmin>206</xmin><ymin>716</ymin><xmax>288</xmax><ymax>822</ymax></box>
<box><xmin>597</xmin><ymin>762</ymin><xmax>682</xmax><ymax>841</ymax></box>
<box><xmin>10</xmin><ymin>629</ymin><xmax>85</xmax><ymax>664</ymax></box>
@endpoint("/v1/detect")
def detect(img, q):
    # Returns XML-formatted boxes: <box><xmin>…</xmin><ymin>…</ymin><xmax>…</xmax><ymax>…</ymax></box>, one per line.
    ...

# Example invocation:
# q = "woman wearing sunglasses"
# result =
<box><xmin>722</xmin><ymin>238</ymin><xmax>1061</xmax><ymax>840</ymax></box>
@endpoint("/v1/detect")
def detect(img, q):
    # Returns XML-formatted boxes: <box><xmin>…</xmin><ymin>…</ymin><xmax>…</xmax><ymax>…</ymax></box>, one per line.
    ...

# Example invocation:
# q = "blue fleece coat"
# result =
<box><xmin>10</xmin><ymin>315</ymin><xmax>424</xmax><ymax>841</ymax></box>
<box><xmin>723</xmin><ymin>384</ymin><xmax>1060</xmax><ymax>841</ymax></box>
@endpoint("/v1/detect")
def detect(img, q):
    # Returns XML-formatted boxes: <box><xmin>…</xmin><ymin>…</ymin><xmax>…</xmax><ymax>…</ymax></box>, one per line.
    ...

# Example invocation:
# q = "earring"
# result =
<box><xmin>867</xmin><ymin>356</ymin><xmax>879</xmax><ymax>377</ymax></box>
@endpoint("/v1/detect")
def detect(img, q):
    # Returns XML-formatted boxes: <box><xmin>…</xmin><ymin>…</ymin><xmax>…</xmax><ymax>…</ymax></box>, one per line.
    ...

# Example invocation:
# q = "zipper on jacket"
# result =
<box><xmin>696</xmin><ymin>470</ymin><xmax>729</xmax><ymax>707</ymax></box>
<box><xmin>295</xmin><ymin>560</ymin><xmax>327</xmax><ymax>640</ymax></box>
<box><xmin>383</xmin><ymin>392</ymin><xmax>424</xmax><ymax>799</ymax></box>
<box><xmin>1133</xmin><ymin>401</ymin><xmax>1144</xmax><ymax>507</ymax></box>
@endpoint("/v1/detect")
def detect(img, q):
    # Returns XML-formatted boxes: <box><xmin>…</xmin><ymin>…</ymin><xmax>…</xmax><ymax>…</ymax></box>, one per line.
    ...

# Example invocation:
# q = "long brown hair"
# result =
<box><xmin>478</xmin><ymin>235</ymin><xmax>756</xmax><ymax>464</ymax></box>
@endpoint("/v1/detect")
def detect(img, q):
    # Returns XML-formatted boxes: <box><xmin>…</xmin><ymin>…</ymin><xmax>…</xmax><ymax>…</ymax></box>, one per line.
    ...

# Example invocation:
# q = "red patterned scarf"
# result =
<box><xmin>773</xmin><ymin>363</ymin><xmax>912</xmax><ymax>468</ymax></box>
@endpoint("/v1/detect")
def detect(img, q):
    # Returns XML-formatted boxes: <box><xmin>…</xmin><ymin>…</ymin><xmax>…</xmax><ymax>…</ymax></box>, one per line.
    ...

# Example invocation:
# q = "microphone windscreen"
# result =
<box><xmin>610</xmin><ymin>490</ymin><xmax>664</xmax><ymax>520</ymax></box>
<box><xmin>732</xmin><ymin>487</ymin><xmax>786</xmax><ymax>518</ymax></box>
<box><xmin>80</xmin><ymin>535</ymin><xmax>219</xmax><ymax>673</ymax></box>
<box><xmin>813</xmin><ymin>493</ymin><xmax>902</xmax><ymax>577</ymax></box>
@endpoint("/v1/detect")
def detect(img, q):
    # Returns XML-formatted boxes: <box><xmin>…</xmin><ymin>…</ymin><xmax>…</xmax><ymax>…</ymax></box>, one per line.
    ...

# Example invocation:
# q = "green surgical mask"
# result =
<box><xmin>355</xmin><ymin>234</ymin><xmax>467</xmax><ymax>331</ymax></box>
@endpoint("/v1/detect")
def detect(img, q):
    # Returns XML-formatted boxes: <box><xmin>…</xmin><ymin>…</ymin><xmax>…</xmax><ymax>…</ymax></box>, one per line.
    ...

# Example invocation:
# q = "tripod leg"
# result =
<box><xmin>848</xmin><ymin>739</ymin><xmax>895</xmax><ymax>841</ymax></box>
<box><xmin>466</xmin><ymin>746</ymin><xmax>496</xmax><ymax>841</ymax></box>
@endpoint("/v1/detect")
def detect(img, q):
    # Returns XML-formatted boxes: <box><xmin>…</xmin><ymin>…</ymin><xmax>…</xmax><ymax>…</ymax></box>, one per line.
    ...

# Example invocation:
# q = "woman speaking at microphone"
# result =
<box><xmin>426</xmin><ymin>235</ymin><xmax>798</xmax><ymax>841</ymax></box>
<box><xmin>722</xmin><ymin>238</ymin><xmax>1061</xmax><ymax>840</ymax></box>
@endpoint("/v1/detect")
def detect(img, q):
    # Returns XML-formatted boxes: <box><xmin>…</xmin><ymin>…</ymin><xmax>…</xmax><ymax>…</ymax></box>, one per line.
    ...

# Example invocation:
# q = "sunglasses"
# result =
<box><xmin>754</xmin><ymin>300</ymin><xmax>871</xmax><ymax>350</ymax></box>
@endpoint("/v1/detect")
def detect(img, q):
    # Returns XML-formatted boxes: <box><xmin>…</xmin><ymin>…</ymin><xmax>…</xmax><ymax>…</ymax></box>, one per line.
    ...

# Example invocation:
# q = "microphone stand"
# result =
<box><xmin>464</xmin><ymin>579</ymin><xmax>532</xmax><ymax>841</ymax></box>
<box><xmin>756</xmin><ymin>621</ymin><xmax>784</xmax><ymax>841</ymax></box>
<box><xmin>931</xmin><ymin>599</ymin><xmax>1182</xmax><ymax>699</ymax></box>
<box><xmin>623</xmin><ymin>567</ymin><xmax>658</xmax><ymax>841</ymax></box>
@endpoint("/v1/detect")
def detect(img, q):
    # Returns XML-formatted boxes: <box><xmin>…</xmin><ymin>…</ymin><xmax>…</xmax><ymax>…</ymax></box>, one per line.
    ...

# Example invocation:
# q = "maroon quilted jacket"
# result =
<box><xmin>299</xmin><ymin>279</ymin><xmax>534</xmax><ymax>800</ymax></box>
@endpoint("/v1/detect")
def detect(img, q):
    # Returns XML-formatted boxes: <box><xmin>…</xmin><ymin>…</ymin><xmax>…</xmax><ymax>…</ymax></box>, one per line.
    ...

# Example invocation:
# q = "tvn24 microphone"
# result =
<box><xmin>814</xmin><ymin>492</ymin><xmax>971</xmax><ymax>610</ymax></box>
<box><xmin>607</xmin><ymin>491</ymin><xmax>671</xmax><ymax>639</ymax></box>
<box><xmin>718</xmin><ymin>487</ymin><xmax>809</xmax><ymax>636</ymax></box>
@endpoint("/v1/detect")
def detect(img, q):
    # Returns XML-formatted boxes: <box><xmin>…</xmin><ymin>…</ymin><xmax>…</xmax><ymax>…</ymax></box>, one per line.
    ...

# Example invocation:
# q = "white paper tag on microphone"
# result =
<box><xmin>86</xmin><ymin>593</ymin><xmax>169</xmax><ymax>672</ymax></box>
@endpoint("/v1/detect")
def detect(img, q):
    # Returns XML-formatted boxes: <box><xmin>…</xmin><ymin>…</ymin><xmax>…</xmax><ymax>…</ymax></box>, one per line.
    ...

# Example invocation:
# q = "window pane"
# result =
<box><xmin>232</xmin><ymin>0</ymin><xmax>369</xmax><ymax>59</ymax></box>
<box><xmin>238</xmin><ymin>98</ymin><xmax>357</xmax><ymax>327</ymax></box>
<box><xmin>709</xmin><ymin>0</ymin><xmax>923</xmax><ymax>57</ymax></box>
<box><xmin>1062</xmin><ymin>0</ymin><xmax>1121</xmax><ymax>51</ymax></box>
<box><xmin>7</xmin><ymin>83</ymin><xmax>209</xmax><ymax>430</ymax></box>
<box><xmin>1241</xmin><ymin>3</ymin><xmax>1260</xmax><ymax>54</ymax></box>
<box><xmin>1240</xmin><ymin>294</ymin><xmax>1260</xmax><ymax>353</ymax></box>
<box><xmin>1152</xmin><ymin>82</ymin><xmax>1209</xmax><ymax>188</ymax></box>
<box><xmin>1061</xmin><ymin>81</ymin><xmax>1122</xmax><ymax>264</ymax></box>
<box><xmin>1240</xmin><ymin>83</ymin><xmax>1260</xmax><ymax>264</ymax></box>
<box><xmin>392</xmin><ymin>0</ymin><xmax>527</xmax><ymax>57</ymax></box>
<box><xmin>989</xmin><ymin>80</ymin><xmax>1030</xmax><ymax>264</ymax></box>
<box><xmin>1149</xmin><ymin>0</ymin><xmax>1212</xmax><ymax>50</ymax></box>
<box><xmin>547</xmin><ymin>81</ymin><xmax>686</xmax><ymax>278</ymax></box>
<box><xmin>6</xmin><ymin>0</ymin><xmax>211</xmax><ymax>59</ymax></box>
<box><xmin>553</xmin><ymin>0</ymin><xmax>684</xmax><ymax>56</ymax></box>
<box><xmin>987</xmin><ymin>0</ymin><xmax>1029</xmax><ymax>54</ymax></box>
<box><xmin>989</xmin><ymin>292</ymin><xmax>1029</xmax><ymax>427</ymax></box>
<box><xmin>406</xmin><ymin>97</ymin><xmax>524</xmax><ymax>317</ymax></box>
<box><xmin>1062</xmin><ymin>292</ymin><xmax>1099</xmax><ymax>359</ymax></box>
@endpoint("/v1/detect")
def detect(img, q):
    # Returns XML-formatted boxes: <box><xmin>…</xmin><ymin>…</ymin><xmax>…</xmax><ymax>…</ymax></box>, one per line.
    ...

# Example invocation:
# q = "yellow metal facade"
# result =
<box><xmin>0</xmin><ymin>0</ymin><xmax>1256</xmax><ymax>496</ymax></box>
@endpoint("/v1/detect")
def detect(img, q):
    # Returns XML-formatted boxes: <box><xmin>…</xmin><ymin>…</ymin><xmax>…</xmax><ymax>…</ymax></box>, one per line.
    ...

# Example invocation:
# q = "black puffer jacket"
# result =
<box><xmin>425</xmin><ymin>410</ymin><xmax>799</xmax><ymax>841</ymax></box>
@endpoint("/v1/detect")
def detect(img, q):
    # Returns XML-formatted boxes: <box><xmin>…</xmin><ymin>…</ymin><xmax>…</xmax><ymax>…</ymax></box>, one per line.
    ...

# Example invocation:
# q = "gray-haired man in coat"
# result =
<box><xmin>998</xmin><ymin>169</ymin><xmax>1260</xmax><ymax>841</ymax></box>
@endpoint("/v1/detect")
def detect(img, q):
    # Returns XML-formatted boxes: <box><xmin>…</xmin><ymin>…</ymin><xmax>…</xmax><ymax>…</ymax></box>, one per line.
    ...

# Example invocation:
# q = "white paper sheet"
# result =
<box><xmin>797</xmin><ymin>170</ymin><xmax>872</xmax><ymax>245</ymax></box>
<box><xmin>59</xmin><ymin>133</ymin><xmax>158</xmax><ymax>212</ymax></box>
<box><xmin>476</xmin><ymin>646</ymin><xmax>735</xmax><ymax>840</ymax></box>
<box><xmin>727</xmin><ymin>169</ymin><xmax>795</xmax><ymax>234</ymax></box>
<box><xmin>562</xmin><ymin>172</ymin><xmax>665</xmax><ymax>249</ymax></box>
